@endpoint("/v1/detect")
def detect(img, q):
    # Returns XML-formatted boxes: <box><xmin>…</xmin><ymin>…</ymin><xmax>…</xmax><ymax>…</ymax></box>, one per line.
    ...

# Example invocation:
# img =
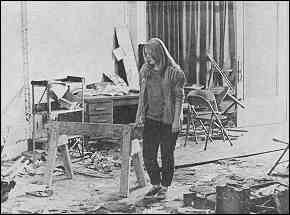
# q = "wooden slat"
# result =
<box><xmin>119</xmin><ymin>126</ymin><xmax>132</xmax><ymax>197</ymax></box>
<box><xmin>58</xmin><ymin>136</ymin><xmax>73</xmax><ymax>179</ymax></box>
<box><xmin>45</xmin><ymin>121</ymin><xmax>129</xmax><ymax>141</ymax></box>
<box><xmin>132</xmin><ymin>152</ymin><xmax>146</xmax><ymax>188</ymax></box>
<box><xmin>45</xmin><ymin>126</ymin><xmax>58</xmax><ymax>188</ymax></box>
<box><xmin>115</xmin><ymin>26</ymin><xmax>140</xmax><ymax>92</ymax></box>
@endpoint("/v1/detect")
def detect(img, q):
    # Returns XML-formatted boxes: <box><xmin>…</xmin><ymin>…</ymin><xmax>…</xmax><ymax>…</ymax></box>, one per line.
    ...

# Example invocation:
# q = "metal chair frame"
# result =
<box><xmin>184</xmin><ymin>90</ymin><xmax>233</xmax><ymax>150</ymax></box>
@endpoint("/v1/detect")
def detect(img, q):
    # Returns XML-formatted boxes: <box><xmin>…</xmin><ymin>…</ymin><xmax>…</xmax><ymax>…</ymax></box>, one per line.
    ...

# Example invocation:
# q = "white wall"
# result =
<box><xmin>237</xmin><ymin>1</ymin><xmax>289</xmax><ymax>127</ymax></box>
<box><xmin>28</xmin><ymin>1</ymin><xmax>127</xmax><ymax>84</ymax></box>
<box><xmin>1</xmin><ymin>2</ymin><xmax>28</xmax><ymax>159</ymax></box>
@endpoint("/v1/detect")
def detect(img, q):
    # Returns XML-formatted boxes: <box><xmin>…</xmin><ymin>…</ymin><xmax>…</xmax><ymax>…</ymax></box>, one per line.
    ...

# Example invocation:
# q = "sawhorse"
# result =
<box><xmin>44</xmin><ymin>121</ymin><xmax>146</xmax><ymax>198</ymax></box>
<box><xmin>267</xmin><ymin>138</ymin><xmax>289</xmax><ymax>176</ymax></box>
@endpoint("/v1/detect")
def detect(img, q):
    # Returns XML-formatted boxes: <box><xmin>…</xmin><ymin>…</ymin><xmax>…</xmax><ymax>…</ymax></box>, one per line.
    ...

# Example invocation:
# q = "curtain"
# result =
<box><xmin>147</xmin><ymin>1</ymin><xmax>184</xmax><ymax>70</ymax></box>
<box><xmin>147</xmin><ymin>1</ymin><xmax>236</xmax><ymax>87</ymax></box>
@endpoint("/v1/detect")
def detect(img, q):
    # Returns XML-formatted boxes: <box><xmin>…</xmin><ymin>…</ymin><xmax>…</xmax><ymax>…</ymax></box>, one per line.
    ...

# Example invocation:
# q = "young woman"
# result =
<box><xmin>135</xmin><ymin>38</ymin><xmax>186</xmax><ymax>199</ymax></box>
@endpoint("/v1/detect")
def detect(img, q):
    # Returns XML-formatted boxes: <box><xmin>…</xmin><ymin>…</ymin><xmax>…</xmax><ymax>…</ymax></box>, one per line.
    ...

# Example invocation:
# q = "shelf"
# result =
<box><xmin>31</xmin><ymin>76</ymin><xmax>84</xmax><ymax>86</ymax></box>
<box><xmin>35</xmin><ymin>108</ymin><xmax>84</xmax><ymax>115</ymax></box>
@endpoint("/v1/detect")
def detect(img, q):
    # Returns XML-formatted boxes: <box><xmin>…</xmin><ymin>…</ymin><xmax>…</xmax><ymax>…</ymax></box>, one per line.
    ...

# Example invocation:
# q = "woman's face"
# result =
<box><xmin>143</xmin><ymin>47</ymin><xmax>157</xmax><ymax>66</ymax></box>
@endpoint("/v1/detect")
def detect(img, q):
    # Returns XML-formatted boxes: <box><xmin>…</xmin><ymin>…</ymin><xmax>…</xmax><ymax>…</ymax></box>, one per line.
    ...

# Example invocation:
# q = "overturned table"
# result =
<box><xmin>44</xmin><ymin>121</ymin><xmax>146</xmax><ymax>198</ymax></box>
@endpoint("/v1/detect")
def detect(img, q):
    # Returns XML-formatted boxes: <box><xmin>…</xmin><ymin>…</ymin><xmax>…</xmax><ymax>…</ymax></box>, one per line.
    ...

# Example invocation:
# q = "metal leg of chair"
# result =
<box><xmin>215</xmin><ymin>115</ymin><xmax>233</xmax><ymax>146</ymax></box>
<box><xmin>220</xmin><ymin>126</ymin><xmax>226</xmax><ymax>142</ymax></box>
<box><xmin>199</xmin><ymin>120</ymin><xmax>215</xmax><ymax>150</ymax></box>
<box><xmin>204</xmin><ymin>127</ymin><xmax>211</xmax><ymax>151</ymax></box>
<box><xmin>184</xmin><ymin>110</ymin><xmax>191</xmax><ymax>147</ymax></box>
<box><xmin>191</xmin><ymin>120</ymin><xmax>199</xmax><ymax>144</ymax></box>
<box><xmin>209</xmin><ymin>116</ymin><xmax>215</xmax><ymax>140</ymax></box>
<box><xmin>223</xmin><ymin>127</ymin><xmax>233</xmax><ymax>146</ymax></box>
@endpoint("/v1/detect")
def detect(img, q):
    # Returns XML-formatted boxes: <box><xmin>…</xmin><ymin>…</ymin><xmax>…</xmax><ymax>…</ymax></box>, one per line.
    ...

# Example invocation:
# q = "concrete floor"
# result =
<box><xmin>1</xmin><ymin>122</ymin><xmax>289</xmax><ymax>214</ymax></box>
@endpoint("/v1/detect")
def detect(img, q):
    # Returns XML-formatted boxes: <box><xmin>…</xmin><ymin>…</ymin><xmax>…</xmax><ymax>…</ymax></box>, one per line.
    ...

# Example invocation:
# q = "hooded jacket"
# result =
<box><xmin>135</xmin><ymin>38</ymin><xmax>186</xmax><ymax>125</ymax></box>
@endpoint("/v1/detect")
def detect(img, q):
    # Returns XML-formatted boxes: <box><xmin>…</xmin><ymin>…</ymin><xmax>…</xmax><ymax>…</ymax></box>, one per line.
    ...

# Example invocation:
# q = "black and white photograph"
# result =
<box><xmin>1</xmin><ymin>1</ymin><xmax>289</xmax><ymax>214</ymax></box>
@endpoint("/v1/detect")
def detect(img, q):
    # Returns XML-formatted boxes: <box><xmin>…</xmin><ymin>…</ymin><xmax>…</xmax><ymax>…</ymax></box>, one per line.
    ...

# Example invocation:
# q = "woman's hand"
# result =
<box><xmin>172</xmin><ymin>119</ymin><xmax>181</xmax><ymax>133</ymax></box>
<box><xmin>135</xmin><ymin>117</ymin><xmax>144</xmax><ymax>128</ymax></box>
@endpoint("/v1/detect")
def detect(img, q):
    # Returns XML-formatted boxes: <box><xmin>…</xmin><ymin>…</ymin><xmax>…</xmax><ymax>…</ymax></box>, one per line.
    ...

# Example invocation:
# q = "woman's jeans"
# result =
<box><xmin>143</xmin><ymin>118</ymin><xmax>178</xmax><ymax>187</ymax></box>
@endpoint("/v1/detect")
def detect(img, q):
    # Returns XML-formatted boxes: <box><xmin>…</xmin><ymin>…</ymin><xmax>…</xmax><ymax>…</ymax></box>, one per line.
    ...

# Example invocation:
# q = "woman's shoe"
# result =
<box><xmin>144</xmin><ymin>185</ymin><xmax>161</xmax><ymax>199</ymax></box>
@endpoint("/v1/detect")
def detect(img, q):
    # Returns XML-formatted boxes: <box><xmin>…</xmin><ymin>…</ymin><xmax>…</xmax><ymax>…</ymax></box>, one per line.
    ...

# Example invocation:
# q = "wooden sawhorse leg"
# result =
<box><xmin>119</xmin><ymin>127</ymin><xmax>146</xmax><ymax>198</ymax></box>
<box><xmin>45</xmin><ymin>128</ymin><xmax>73</xmax><ymax>189</ymax></box>
<box><xmin>44</xmin><ymin>121</ymin><xmax>145</xmax><ymax>198</ymax></box>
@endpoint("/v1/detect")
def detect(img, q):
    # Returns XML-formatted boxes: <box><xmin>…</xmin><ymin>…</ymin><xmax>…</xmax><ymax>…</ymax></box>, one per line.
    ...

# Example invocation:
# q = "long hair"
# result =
<box><xmin>143</xmin><ymin>38</ymin><xmax>181</xmax><ymax>77</ymax></box>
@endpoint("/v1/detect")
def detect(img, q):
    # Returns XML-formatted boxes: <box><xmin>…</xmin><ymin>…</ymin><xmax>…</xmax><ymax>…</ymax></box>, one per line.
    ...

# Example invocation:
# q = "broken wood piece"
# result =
<box><xmin>73</xmin><ymin>168</ymin><xmax>113</xmax><ymax>178</ymax></box>
<box><xmin>2</xmin><ymin>156</ymin><xmax>26</xmax><ymax>177</ymax></box>
<box><xmin>227</xmin><ymin>128</ymin><xmax>248</xmax><ymax>133</ymax></box>
<box><xmin>103</xmin><ymin>71</ymin><xmax>129</xmax><ymax>94</ymax></box>
<box><xmin>175</xmin><ymin>148</ymin><xmax>285</xmax><ymax>169</ymax></box>
<box><xmin>26</xmin><ymin>189</ymin><xmax>53</xmax><ymax>198</ymax></box>
<box><xmin>249</xmin><ymin>181</ymin><xmax>288</xmax><ymax>190</ymax></box>
<box><xmin>115</xmin><ymin>26</ymin><xmax>140</xmax><ymax>92</ymax></box>
<box><xmin>272</xmin><ymin>138</ymin><xmax>288</xmax><ymax>145</ymax></box>
<box><xmin>176</xmin><ymin>207</ymin><xmax>213</xmax><ymax>214</ymax></box>
<box><xmin>113</xmin><ymin>47</ymin><xmax>126</xmax><ymax>61</ymax></box>
<box><xmin>267</xmin><ymin>143</ymin><xmax>289</xmax><ymax>176</ymax></box>
<box><xmin>8</xmin><ymin>160</ymin><xmax>30</xmax><ymax>180</ymax></box>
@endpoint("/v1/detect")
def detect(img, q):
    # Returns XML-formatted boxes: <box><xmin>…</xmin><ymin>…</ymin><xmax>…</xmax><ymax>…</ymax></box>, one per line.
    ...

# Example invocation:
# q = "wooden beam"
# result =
<box><xmin>44</xmin><ymin>121</ymin><xmax>138</xmax><ymax>197</ymax></box>
<box><xmin>119</xmin><ymin>126</ymin><xmax>132</xmax><ymax>197</ymax></box>
<box><xmin>45</xmin><ymin>126</ymin><xmax>58</xmax><ymax>188</ymax></box>
<box><xmin>132</xmin><ymin>152</ymin><xmax>146</xmax><ymax>188</ymax></box>
<box><xmin>175</xmin><ymin>148</ymin><xmax>285</xmax><ymax>169</ymax></box>
<box><xmin>45</xmin><ymin>121</ymin><xmax>130</xmax><ymax>141</ymax></box>
<box><xmin>273</xmin><ymin>138</ymin><xmax>288</xmax><ymax>145</ymax></box>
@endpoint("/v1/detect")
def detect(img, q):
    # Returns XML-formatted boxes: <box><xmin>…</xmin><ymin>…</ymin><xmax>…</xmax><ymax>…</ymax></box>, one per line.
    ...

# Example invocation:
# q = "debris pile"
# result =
<box><xmin>180</xmin><ymin>158</ymin><xmax>289</xmax><ymax>214</ymax></box>
<box><xmin>87</xmin><ymin>150</ymin><xmax>121</xmax><ymax>173</ymax></box>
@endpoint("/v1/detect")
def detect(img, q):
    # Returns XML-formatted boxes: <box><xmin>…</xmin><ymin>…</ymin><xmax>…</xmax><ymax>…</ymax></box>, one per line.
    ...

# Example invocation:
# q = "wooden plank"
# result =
<box><xmin>45</xmin><ymin>121</ymin><xmax>136</xmax><ymax>197</ymax></box>
<box><xmin>103</xmin><ymin>70</ymin><xmax>129</xmax><ymax>94</ymax></box>
<box><xmin>45</xmin><ymin>121</ymin><xmax>129</xmax><ymax>141</ymax></box>
<box><xmin>272</xmin><ymin>138</ymin><xmax>288</xmax><ymax>145</ymax></box>
<box><xmin>119</xmin><ymin>126</ymin><xmax>132</xmax><ymax>197</ymax></box>
<box><xmin>132</xmin><ymin>152</ymin><xmax>146</xmax><ymax>188</ymax></box>
<box><xmin>115</xmin><ymin>26</ymin><xmax>140</xmax><ymax>92</ymax></box>
<box><xmin>45</xmin><ymin>127</ymin><xmax>58</xmax><ymax>189</ymax></box>
<box><xmin>58</xmin><ymin>135</ymin><xmax>73</xmax><ymax>179</ymax></box>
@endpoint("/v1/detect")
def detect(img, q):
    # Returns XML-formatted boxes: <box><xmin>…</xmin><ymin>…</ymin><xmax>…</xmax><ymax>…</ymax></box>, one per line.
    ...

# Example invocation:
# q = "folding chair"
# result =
<box><xmin>267</xmin><ymin>138</ymin><xmax>289</xmax><ymax>176</ymax></box>
<box><xmin>206</xmin><ymin>53</ymin><xmax>245</xmax><ymax>116</ymax></box>
<box><xmin>184</xmin><ymin>89</ymin><xmax>233</xmax><ymax>150</ymax></box>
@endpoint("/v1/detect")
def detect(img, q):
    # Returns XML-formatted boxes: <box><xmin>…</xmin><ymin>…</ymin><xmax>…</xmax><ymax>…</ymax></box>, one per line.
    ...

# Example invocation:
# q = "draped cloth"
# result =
<box><xmin>146</xmin><ymin>1</ymin><xmax>236</xmax><ymax>87</ymax></box>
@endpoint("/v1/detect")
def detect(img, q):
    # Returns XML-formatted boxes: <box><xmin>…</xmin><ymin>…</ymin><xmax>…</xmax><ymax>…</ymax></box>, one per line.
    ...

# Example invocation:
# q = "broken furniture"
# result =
<box><xmin>84</xmin><ymin>93</ymin><xmax>139</xmax><ymax>124</ymax></box>
<box><xmin>44</xmin><ymin>121</ymin><xmax>146</xmax><ymax>197</ymax></box>
<box><xmin>184</xmin><ymin>89</ymin><xmax>233</xmax><ymax>150</ymax></box>
<box><xmin>1</xmin><ymin>156</ymin><xmax>30</xmax><ymax>203</ymax></box>
<box><xmin>267</xmin><ymin>138</ymin><xmax>289</xmax><ymax>176</ymax></box>
<box><xmin>31</xmin><ymin>76</ymin><xmax>85</xmax><ymax>161</ymax></box>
